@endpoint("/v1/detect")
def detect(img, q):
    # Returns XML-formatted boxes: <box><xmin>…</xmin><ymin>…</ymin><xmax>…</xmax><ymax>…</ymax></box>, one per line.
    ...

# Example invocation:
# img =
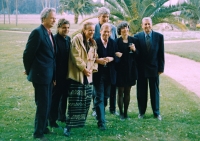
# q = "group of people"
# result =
<box><xmin>23</xmin><ymin>6</ymin><xmax>164</xmax><ymax>140</ymax></box>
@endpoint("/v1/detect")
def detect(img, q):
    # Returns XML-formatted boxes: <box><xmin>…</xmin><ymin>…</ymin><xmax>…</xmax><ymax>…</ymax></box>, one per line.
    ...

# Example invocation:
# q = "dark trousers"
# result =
<box><xmin>94</xmin><ymin>74</ymin><xmax>111</xmax><ymax>125</ymax></box>
<box><xmin>109</xmin><ymin>84</ymin><xmax>117</xmax><ymax>112</ymax></box>
<box><xmin>136</xmin><ymin>76</ymin><xmax>160</xmax><ymax>116</ymax></box>
<box><xmin>49</xmin><ymin>81</ymin><xmax>68</xmax><ymax>123</ymax></box>
<box><xmin>32</xmin><ymin>82</ymin><xmax>52</xmax><ymax>138</ymax></box>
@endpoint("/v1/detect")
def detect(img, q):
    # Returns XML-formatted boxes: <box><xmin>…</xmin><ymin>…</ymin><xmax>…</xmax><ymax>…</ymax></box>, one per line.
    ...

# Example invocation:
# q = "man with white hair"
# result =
<box><xmin>134</xmin><ymin>17</ymin><xmax>164</xmax><ymax>121</ymax></box>
<box><xmin>23</xmin><ymin>8</ymin><xmax>56</xmax><ymax>140</ymax></box>
<box><xmin>92</xmin><ymin>7</ymin><xmax>119</xmax><ymax>117</ymax></box>
<box><xmin>93</xmin><ymin>23</ymin><xmax>119</xmax><ymax>130</ymax></box>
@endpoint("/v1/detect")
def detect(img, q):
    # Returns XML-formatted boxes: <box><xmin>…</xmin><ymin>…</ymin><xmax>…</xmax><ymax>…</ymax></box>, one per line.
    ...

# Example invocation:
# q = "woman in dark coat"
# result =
<box><xmin>115</xmin><ymin>21</ymin><xmax>139</xmax><ymax>120</ymax></box>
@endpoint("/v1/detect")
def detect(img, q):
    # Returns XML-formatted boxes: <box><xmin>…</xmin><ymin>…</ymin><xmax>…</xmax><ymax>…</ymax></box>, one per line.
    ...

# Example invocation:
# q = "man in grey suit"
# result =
<box><xmin>23</xmin><ymin>8</ymin><xmax>56</xmax><ymax>140</ymax></box>
<box><xmin>134</xmin><ymin>17</ymin><xmax>164</xmax><ymax>121</ymax></box>
<box><xmin>92</xmin><ymin>7</ymin><xmax>119</xmax><ymax>117</ymax></box>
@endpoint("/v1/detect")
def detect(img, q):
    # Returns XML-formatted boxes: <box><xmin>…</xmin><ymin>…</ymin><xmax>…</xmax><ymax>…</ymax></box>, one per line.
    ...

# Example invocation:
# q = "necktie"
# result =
<box><xmin>48</xmin><ymin>30</ymin><xmax>54</xmax><ymax>51</ymax></box>
<box><xmin>146</xmin><ymin>34</ymin><xmax>150</xmax><ymax>51</ymax></box>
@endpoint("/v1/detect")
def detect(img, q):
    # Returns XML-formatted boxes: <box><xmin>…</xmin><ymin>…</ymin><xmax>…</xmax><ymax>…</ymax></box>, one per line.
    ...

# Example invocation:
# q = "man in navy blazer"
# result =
<box><xmin>134</xmin><ymin>17</ymin><xmax>164</xmax><ymax>121</ymax></box>
<box><xmin>93</xmin><ymin>7</ymin><xmax>119</xmax><ymax>117</ymax></box>
<box><xmin>23</xmin><ymin>8</ymin><xmax>56</xmax><ymax>139</ymax></box>
<box><xmin>93</xmin><ymin>23</ymin><xmax>119</xmax><ymax>130</ymax></box>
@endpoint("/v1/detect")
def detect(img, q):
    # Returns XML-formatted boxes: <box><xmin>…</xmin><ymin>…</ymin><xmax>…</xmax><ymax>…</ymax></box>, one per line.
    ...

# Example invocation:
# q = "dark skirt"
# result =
<box><xmin>66</xmin><ymin>80</ymin><xmax>92</xmax><ymax>128</ymax></box>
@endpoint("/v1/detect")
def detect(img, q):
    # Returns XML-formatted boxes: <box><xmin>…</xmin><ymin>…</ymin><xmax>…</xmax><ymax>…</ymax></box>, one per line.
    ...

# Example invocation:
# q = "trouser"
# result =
<box><xmin>94</xmin><ymin>74</ymin><xmax>111</xmax><ymax>125</ymax></box>
<box><xmin>136</xmin><ymin>76</ymin><xmax>160</xmax><ymax>116</ymax></box>
<box><xmin>33</xmin><ymin>82</ymin><xmax>52</xmax><ymax>138</ymax></box>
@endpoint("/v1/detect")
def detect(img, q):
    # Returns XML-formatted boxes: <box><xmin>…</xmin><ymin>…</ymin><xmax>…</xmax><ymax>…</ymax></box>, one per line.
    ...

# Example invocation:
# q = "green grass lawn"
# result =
<box><xmin>0</xmin><ymin>30</ymin><xmax>200</xmax><ymax>141</ymax></box>
<box><xmin>165</xmin><ymin>41</ymin><xmax>200</xmax><ymax>62</ymax></box>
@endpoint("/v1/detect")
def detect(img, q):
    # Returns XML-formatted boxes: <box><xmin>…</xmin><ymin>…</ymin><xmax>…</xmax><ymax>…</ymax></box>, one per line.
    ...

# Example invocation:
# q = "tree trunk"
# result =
<box><xmin>15</xmin><ymin>0</ymin><xmax>18</xmax><ymax>26</ymax></box>
<box><xmin>41</xmin><ymin>0</ymin><xmax>45</xmax><ymax>9</ymax></box>
<box><xmin>74</xmin><ymin>13</ymin><xmax>79</xmax><ymax>24</ymax></box>
<box><xmin>6</xmin><ymin>0</ymin><xmax>10</xmax><ymax>24</ymax></box>
<box><xmin>2</xmin><ymin>0</ymin><xmax>5</xmax><ymax>24</ymax></box>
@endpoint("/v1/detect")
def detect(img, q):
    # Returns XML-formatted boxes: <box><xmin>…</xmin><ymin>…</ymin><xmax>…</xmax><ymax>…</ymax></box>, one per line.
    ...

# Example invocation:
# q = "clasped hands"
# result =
<box><xmin>98</xmin><ymin>57</ymin><xmax>113</xmax><ymax>66</ymax></box>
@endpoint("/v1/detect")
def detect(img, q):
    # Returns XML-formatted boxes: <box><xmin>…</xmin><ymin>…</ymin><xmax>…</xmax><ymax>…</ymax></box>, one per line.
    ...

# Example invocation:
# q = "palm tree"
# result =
<box><xmin>59</xmin><ymin>0</ymin><xmax>102</xmax><ymax>24</ymax></box>
<box><xmin>104</xmin><ymin>0</ymin><xmax>197</xmax><ymax>34</ymax></box>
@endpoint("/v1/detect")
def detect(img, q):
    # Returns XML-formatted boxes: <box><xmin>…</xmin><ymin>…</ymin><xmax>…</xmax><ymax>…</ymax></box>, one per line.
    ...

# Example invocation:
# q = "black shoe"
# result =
<box><xmin>63</xmin><ymin>127</ymin><xmax>70</xmax><ymax>136</ymax></box>
<box><xmin>44</xmin><ymin>128</ymin><xmax>50</xmax><ymax>134</ymax></box>
<box><xmin>138</xmin><ymin>114</ymin><xmax>144</xmax><ymax>119</ymax></box>
<box><xmin>34</xmin><ymin>136</ymin><xmax>49</xmax><ymax>141</ymax></box>
<box><xmin>110</xmin><ymin>111</ymin><xmax>119</xmax><ymax>116</ymax></box>
<box><xmin>49</xmin><ymin>122</ymin><xmax>60</xmax><ymax>128</ymax></box>
<box><xmin>98</xmin><ymin>124</ymin><xmax>106</xmax><ymax>130</ymax></box>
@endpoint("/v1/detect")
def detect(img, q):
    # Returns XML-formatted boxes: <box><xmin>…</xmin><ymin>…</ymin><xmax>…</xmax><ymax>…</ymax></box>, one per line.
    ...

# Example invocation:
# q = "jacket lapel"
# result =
<box><xmin>41</xmin><ymin>25</ymin><xmax>55</xmax><ymax>54</ymax></box>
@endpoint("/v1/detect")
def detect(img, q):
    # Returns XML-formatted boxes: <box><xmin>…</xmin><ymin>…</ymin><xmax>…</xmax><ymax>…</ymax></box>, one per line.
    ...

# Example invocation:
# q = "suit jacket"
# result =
<box><xmin>67</xmin><ymin>33</ymin><xmax>98</xmax><ymax>84</ymax></box>
<box><xmin>23</xmin><ymin>24</ymin><xmax>56</xmax><ymax>84</ymax></box>
<box><xmin>93</xmin><ymin>37</ymin><xmax>118</xmax><ymax>85</ymax></box>
<box><xmin>134</xmin><ymin>30</ymin><xmax>165</xmax><ymax>78</ymax></box>
<box><xmin>54</xmin><ymin>33</ymin><xmax>70</xmax><ymax>84</ymax></box>
<box><xmin>93</xmin><ymin>23</ymin><xmax>117</xmax><ymax>40</ymax></box>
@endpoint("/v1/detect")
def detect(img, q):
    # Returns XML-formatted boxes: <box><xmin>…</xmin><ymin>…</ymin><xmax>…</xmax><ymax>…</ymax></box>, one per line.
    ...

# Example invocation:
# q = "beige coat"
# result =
<box><xmin>67</xmin><ymin>33</ymin><xmax>98</xmax><ymax>84</ymax></box>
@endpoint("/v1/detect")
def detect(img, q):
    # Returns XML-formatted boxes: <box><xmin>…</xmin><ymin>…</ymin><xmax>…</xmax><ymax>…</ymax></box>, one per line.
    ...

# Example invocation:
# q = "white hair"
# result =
<box><xmin>97</xmin><ymin>7</ymin><xmax>110</xmax><ymax>17</ymax></box>
<box><xmin>100</xmin><ymin>23</ymin><xmax>111</xmax><ymax>31</ymax></box>
<box><xmin>40</xmin><ymin>8</ymin><xmax>56</xmax><ymax>23</ymax></box>
<box><xmin>142</xmin><ymin>17</ymin><xmax>152</xmax><ymax>24</ymax></box>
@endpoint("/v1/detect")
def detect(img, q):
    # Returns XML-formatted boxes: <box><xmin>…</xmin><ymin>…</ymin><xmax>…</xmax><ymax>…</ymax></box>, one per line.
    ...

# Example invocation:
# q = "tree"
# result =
<box><xmin>104</xmin><ymin>0</ymin><xmax>197</xmax><ymax>34</ymax></box>
<box><xmin>59</xmin><ymin>0</ymin><xmax>102</xmax><ymax>24</ymax></box>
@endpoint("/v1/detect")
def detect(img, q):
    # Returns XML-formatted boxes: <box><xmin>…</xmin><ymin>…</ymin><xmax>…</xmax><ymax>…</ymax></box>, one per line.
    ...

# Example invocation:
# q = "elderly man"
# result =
<box><xmin>92</xmin><ymin>7</ymin><xmax>118</xmax><ymax>117</ymax></box>
<box><xmin>94</xmin><ymin>23</ymin><xmax>119</xmax><ymax>130</ymax></box>
<box><xmin>23</xmin><ymin>8</ymin><xmax>56</xmax><ymax>140</ymax></box>
<box><xmin>134</xmin><ymin>17</ymin><xmax>165</xmax><ymax>121</ymax></box>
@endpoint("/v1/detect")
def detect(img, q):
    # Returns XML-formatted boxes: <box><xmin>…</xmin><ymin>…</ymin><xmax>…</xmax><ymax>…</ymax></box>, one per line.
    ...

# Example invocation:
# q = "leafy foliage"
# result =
<box><xmin>59</xmin><ymin>0</ymin><xmax>102</xmax><ymax>24</ymax></box>
<box><xmin>104</xmin><ymin>0</ymin><xmax>197</xmax><ymax>34</ymax></box>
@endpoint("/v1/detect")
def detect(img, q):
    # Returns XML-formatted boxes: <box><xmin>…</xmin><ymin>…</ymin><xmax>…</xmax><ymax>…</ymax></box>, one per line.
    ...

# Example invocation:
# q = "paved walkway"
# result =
<box><xmin>164</xmin><ymin>40</ymin><xmax>200</xmax><ymax>98</ymax></box>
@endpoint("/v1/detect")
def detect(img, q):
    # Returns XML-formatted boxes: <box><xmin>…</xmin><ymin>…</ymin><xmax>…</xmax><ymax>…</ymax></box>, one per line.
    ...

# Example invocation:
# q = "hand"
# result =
<box><xmin>105</xmin><ymin>57</ymin><xmax>114</xmax><ymax>62</ymax></box>
<box><xmin>96</xmin><ymin>58</ymin><xmax>108</xmax><ymax>65</ymax></box>
<box><xmin>53</xmin><ymin>80</ymin><xmax>56</xmax><ymax>86</ymax></box>
<box><xmin>158</xmin><ymin>72</ymin><xmax>163</xmax><ymax>75</ymax></box>
<box><xmin>129</xmin><ymin>44</ymin><xmax>136</xmax><ymax>51</ymax></box>
<box><xmin>83</xmin><ymin>68</ymin><xmax>92</xmax><ymax>77</ymax></box>
<box><xmin>23</xmin><ymin>71</ymin><xmax>27</xmax><ymax>75</ymax></box>
<box><xmin>115</xmin><ymin>52</ymin><xmax>122</xmax><ymax>58</ymax></box>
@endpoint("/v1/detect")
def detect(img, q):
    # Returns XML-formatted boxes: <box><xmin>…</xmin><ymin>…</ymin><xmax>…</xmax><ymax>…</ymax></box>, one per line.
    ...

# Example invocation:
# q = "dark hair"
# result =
<box><xmin>57</xmin><ymin>18</ymin><xmax>70</xmax><ymax>33</ymax></box>
<box><xmin>57</xmin><ymin>18</ymin><xmax>70</xmax><ymax>28</ymax></box>
<box><xmin>117</xmin><ymin>21</ymin><xmax>130</xmax><ymax>35</ymax></box>
<box><xmin>81</xmin><ymin>22</ymin><xmax>96</xmax><ymax>46</ymax></box>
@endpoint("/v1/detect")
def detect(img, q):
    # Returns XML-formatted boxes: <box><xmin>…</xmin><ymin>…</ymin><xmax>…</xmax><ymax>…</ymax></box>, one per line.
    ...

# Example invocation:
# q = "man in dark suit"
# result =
<box><xmin>49</xmin><ymin>18</ymin><xmax>70</xmax><ymax>128</ymax></box>
<box><xmin>23</xmin><ymin>8</ymin><xmax>56</xmax><ymax>140</ymax></box>
<box><xmin>93</xmin><ymin>23</ymin><xmax>119</xmax><ymax>130</ymax></box>
<box><xmin>134</xmin><ymin>17</ymin><xmax>165</xmax><ymax>121</ymax></box>
<box><xmin>93</xmin><ymin>7</ymin><xmax>119</xmax><ymax>117</ymax></box>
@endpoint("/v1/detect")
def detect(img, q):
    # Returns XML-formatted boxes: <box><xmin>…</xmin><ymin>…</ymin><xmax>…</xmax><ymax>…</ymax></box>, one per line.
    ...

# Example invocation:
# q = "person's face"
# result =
<box><xmin>43</xmin><ymin>11</ymin><xmax>56</xmax><ymax>29</ymax></box>
<box><xmin>120</xmin><ymin>26</ymin><xmax>129</xmax><ymax>36</ymax></box>
<box><xmin>142</xmin><ymin>19</ymin><xmax>152</xmax><ymax>34</ymax></box>
<box><xmin>98</xmin><ymin>14</ymin><xmax>109</xmax><ymax>25</ymax></box>
<box><xmin>100</xmin><ymin>26</ymin><xmax>111</xmax><ymax>41</ymax></box>
<box><xmin>58</xmin><ymin>24</ymin><xmax>70</xmax><ymax>37</ymax></box>
<box><xmin>83</xmin><ymin>25</ymin><xmax>95</xmax><ymax>40</ymax></box>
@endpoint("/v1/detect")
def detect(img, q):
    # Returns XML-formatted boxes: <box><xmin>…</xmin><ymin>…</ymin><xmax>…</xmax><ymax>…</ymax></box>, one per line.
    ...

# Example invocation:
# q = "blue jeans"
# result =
<box><xmin>94</xmin><ymin>74</ymin><xmax>111</xmax><ymax>125</ymax></box>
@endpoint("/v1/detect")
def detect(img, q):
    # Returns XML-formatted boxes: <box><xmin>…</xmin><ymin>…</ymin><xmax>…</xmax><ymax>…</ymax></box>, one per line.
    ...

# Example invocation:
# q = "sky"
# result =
<box><xmin>93</xmin><ymin>0</ymin><xmax>181</xmax><ymax>5</ymax></box>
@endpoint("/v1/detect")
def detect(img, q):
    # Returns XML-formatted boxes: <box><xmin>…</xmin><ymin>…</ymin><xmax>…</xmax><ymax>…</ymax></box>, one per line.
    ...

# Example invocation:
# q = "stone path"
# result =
<box><xmin>164</xmin><ymin>40</ymin><xmax>200</xmax><ymax>98</ymax></box>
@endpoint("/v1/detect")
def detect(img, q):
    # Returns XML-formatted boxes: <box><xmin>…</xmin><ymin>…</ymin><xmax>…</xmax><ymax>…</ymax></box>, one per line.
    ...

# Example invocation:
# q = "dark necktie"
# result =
<box><xmin>146</xmin><ymin>34</ymin><xmax>150</xmax><ymax>51</ymax></box>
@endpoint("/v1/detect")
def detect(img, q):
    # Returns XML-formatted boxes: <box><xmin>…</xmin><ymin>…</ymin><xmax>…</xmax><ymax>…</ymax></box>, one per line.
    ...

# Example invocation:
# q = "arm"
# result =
<box><xmin>70</xmin><ymin>36</ymin><xmax>87</xmax><ymax>72</ymax></box>
<box><xmin>158</xmin><ymin>34</ymin><xmax>165</xmax><ymax>74</ymax></box>
<box><xmin>23</xmin><ymin>29</ymin><xmax>41</xmax><ymax>75</ymax></box>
